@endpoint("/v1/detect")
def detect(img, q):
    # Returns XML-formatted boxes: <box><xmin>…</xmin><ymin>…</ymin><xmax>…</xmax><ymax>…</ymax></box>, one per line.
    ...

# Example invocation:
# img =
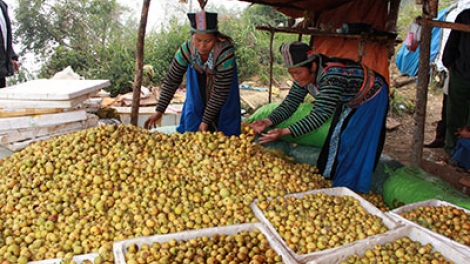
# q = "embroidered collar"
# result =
<box><xmin>193</xmin><ymin>49</ymin><xmax>215</xmax><ymax>71</ymax></box>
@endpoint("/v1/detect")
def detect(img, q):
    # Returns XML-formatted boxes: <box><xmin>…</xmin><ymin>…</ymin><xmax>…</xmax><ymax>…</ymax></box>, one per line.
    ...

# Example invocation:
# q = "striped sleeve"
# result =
<box><xmin>202</xmin><ymin>43</ymin><xmax>236</xmax><ymax>125</ymax></box>
<box><xmin>267</xmin><ymin>82</ymin><xmax>308</xmax><ymax>126</ymax></box>
<box><xmin>155</xmin><ymin>42</ymin><xmax>190</xmax><ymax>113</ymax></box>
<box><xmin>288</xmin><ymin>77</ymin><xmax>342</xmax><ymax>137</ymax></box>
<box><xmin>268</xmin><ymin>76</ymin><xmax>342</xmax><ymax>138</ymax></box>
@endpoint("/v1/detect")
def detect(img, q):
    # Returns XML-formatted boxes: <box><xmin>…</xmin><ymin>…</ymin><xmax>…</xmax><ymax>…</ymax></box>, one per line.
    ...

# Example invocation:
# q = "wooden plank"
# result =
<box><xmin>423</xmin><ymin>19</ymin><xmax>470</xmax><ymax>33</ymax></box>
<box><xmin>112</xmin><ymin>105</ymin><xmax>183</xmax><ymax>115</ymax></box>
<box><xmin>0</xmin><ymin>109</ymin><xmax>88</xmax><ymax>131</ymax></box>
<box><xmin>0</xmin><ymin>79</ymin><xmax>110</xmax><ymax>100</ymax></box>
<box><xmin>0</xmin><ymin>94</ymin><xmax>90</xmax><ymax>109</ymax></box>
<box><xmin>240</xmin><ymin>95</ymin><xmax>257</xmax><ymax>110</ymax></box>
<box><xmin>0</xmin><ymin>108</ymin><xmax>64</xmax><ymax>117</ymax></box>
<box><xmin>112</xmin><ymin>106</ymin><xmax>157</xmax><ymax>114</ymax></box>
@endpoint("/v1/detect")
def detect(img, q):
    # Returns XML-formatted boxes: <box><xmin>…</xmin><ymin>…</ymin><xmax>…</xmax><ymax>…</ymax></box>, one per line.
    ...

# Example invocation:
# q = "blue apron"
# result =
<box><xmin>330</xmin><ymin>81</ymin><xmax>389</xmax><ymax>193</ymax></box>
<box><xmin>176</xmin><ymin>62</ymin><xmax>241</xmax><ymax>136</ymax></box>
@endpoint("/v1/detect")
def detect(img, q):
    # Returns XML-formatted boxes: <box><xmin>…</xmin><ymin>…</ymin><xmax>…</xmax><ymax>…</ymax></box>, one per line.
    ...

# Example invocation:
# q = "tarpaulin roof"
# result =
<box><xmin>238</xmin><ymin>0</ymin><xmax>357</xmax><ymax>18</ymax></box>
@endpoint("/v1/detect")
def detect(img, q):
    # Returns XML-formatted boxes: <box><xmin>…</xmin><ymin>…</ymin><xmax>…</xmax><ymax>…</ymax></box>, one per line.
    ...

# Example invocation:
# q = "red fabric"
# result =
<box><xmin>241</xmin><ymin>0</ymin><xmax>392</xmax><ymax>85</ymax></box>
<box><xmin>311</xmin><ymin>0</ymin><xmax>390</xmax><ymax>85</ymax></box>
<box><xmin>313</xmin><ymin>39</ymin><xmax>390</xmax><ymax>85</ymax></box>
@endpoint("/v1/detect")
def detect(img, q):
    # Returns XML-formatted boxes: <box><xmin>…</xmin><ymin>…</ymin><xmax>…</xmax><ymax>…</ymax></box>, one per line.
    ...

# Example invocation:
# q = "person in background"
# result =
<box><xmin>449</xmin><ymin>125</ymin><xmax>470</xmax><ymax>173</ymax></box>
<box><xmin>249</xmin><ymin>42</ymin><xmax>389</xmax><ymax>194</ymax></box>
<box><xmin>0</xmin><ymin>0</ymin><xmax>19</xmax><ymax>88</ymax></box>
<box><xmin>442</xmin><ymin>8</ymin><xmax>470</xmax><ymax>159</ymax></box>
<box><xmin>144</xmin><ymin>10</ymin><xmax>241</xmax><ymax>136</ymax></box>
<box><xmin>425</xmin><ymin>2</ymin><xmax>464</xmax><ymax>149</ymax></box>
<box><xmin>424</xmin><ymin>70</ymin><xmax>447</xmax><ymax>148</ymax></box>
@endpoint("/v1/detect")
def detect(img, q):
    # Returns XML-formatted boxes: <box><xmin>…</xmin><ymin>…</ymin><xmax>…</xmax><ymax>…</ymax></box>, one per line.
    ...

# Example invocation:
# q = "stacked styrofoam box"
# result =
<box><xmin>250</xmin><ymin>187</ymin><xmax>401</xmax><ymax>263</ymax></box>
<box><xmin>387</xmin><ymin>199</ymin><xmax>470</xmax><ymax>256</ymax></box>
<box><xmin>0</xmin><ymin>79</ymin><xmax>109</xmax><ymax>151</ymax></box>
<box><xmin>307</xmin><ymin>226</ymin><xmax>470</xmax><ymax>263</ymax></box>
<box><xmin>113</xmin><ymin>222</ymin><xmax>297</xmax><ymax>264</ymax></box>
<box><xmin>27</xmin><ymin>253</ymin><xmax>99</xmax><ymax>264</ymax></box>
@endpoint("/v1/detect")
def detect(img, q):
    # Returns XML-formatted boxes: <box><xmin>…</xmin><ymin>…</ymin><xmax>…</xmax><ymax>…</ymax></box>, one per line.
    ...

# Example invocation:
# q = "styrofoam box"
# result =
<box><xmin>27</xmin><ymin>253</ymin><xmax>99</xmax><ymax>264</ymax></box>
<box><xmin>308</xmin><ymin>225</ymin><xmax>470</xmax><ymax>264</ymax></box>
<box><xmin>250</xmin><ymin>187</ymin><xmax>401</xmax><ymax>264</ymax></box>
<box><xmin>387</xmin><ymin>199</ymin><xmax>470</xmax><ymax>256</ymax></box>
<box><xmin>0</xmin><ymin>79</ymin><xmax>110</xmax><ymax>100</ymax></box>
<box><xmin>113</xmin><ymin>222</ymin><xmax>297</xmax><ymax>264</ymax></box>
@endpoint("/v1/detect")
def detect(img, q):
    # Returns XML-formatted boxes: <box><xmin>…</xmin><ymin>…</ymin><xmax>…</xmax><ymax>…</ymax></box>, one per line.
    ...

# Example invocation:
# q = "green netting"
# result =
<box><xmin>246</xmin><ymin>102</ymin><xmax>331</xmax><ymax>148</ymax></box>
<box><xmin>383</xmin><ymin>166</ymin><xmax>470</xmax><ymax>210</ymax></box>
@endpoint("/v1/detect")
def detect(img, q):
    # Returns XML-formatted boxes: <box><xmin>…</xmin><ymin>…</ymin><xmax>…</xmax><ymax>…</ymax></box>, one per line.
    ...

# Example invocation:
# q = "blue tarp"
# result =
<box><xmin>395</xmin><ymin>6</ymin><xmax>453</xmax><ymax>76</ymax></box>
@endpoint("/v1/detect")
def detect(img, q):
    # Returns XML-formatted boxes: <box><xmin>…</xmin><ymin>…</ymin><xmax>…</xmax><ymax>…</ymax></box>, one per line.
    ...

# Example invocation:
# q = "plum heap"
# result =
<box><xmin>123</xmin><ymin>228</ymin><xmax>283</xmax><ymax>264</ymax></box>
<box><xmin>399</xmin><ymin>205</ymin><xmax>470</xmax><ymax>246</ymax></box>
<box><xmin>257</xmin><ymin>193</ymin><xmax>389</xmax><ymax>255</ymax></box>
<box><xmin>340</xmin><ymin>236</ymin><xmax>454</xmax><ymax>263</ymax></box>
<box><xmin>0</xmin><ymin>124</ymin><xmax>330</xmax><ymax>262</ymax></box>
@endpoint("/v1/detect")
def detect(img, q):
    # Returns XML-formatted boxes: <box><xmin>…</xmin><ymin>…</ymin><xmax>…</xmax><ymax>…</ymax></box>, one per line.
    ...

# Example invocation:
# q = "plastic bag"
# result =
<box><xmin>246</xmin><ymin>102</ymin><xmax>331</xmax><ymax>147</ymax></box>
<box><xmin>404</xmin><ymin>17</ymin><xmax>422</xmax><ymax>52</ymax></box>
<box><xmin>383</xmin><ymin>166</ymin><xmax>470</xmax><ymax>210</ymax></box>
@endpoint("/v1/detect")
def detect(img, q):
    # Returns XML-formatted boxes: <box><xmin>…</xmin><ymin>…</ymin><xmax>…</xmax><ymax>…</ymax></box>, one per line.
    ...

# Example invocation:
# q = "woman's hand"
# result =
<box><xmin>12</xmin><ymin>60</ymin><xmax>19</xmax><ymax>72</ymax></box>
<box><xmin>249</xmin><ymin>119</ymin><xmax>273</xmax><ymax>134</ymax></box>
<box><xmin>456</xmin><ymin>126</ymin><xmax>470</xmax><ymax>139</ymax></box>
<box><xmin>258</xmin><ymin>128</ymin><xmax>291</xmax><ymax>144</ymax></box>
<box><xmin>199</xmin><ymin>122</ymin><xmax>209</xmax><ymax>132</ymax></box>
<box><xmin>144</xmin><ymin>112</ymin><xmax>163</xmax><ymax>129</ymax></box>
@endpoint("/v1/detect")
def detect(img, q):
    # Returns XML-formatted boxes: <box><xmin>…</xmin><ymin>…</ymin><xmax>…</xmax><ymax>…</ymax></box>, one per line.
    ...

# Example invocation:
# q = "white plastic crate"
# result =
<box><xmin>308</xmin><ymin>225</ymin><xmax>470</xmax><ymax>263</ymax></box>
<box><xmin>387</xmin><ymin>199</ymin><xmax>470</xmax><ymax>256</ymax></box>
<box><xmin>250</xmin><ymin>187</ymin><xmax>401</xmax><ymax>263</ymax></box>
<box><xmin>113</xmin><ymin>222</ymin><xmax>297</xmax><ymax>264</ymax></box>
<box><xmin>27</xmin><ymin>253</ymin><xmax>99</xmax><ymax>264</ymax></box>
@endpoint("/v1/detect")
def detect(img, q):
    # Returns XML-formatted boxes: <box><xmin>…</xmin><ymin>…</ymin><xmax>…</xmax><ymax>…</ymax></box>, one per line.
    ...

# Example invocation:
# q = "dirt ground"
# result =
<box><xmin>386</xmin><ymin>65</ymin><xmax>470</xmax><ymax>194</ymax></box>
<box><xmin>240</xmin><ymin>65</ymin><xmax>470</xmax><ymax>195</ymax></box>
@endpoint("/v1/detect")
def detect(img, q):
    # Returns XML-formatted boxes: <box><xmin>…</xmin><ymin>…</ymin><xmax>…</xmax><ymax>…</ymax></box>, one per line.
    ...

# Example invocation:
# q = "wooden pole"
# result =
<box><xmin>410</xmin><ymin>13</ymin><xmax>433</xmax><ymax>166</ymax></box>
<box><xmin>131</xmin><ymin>0</ymin><xmax>151</xmax><ymax>126</ymax></box>
<box><xmin>423</xmin><ymin>19</ymin><xmax>470</xmax><ymax>33</ymax></box>
<box><xmin>387</xmin><ymin>0</ymin><xmax>401</xmax><ymax>59</ymax></box>
<box><xmin>269</xmin><ymin>29</ymin><xmax>274</xmax><ymax>104</ymax></box>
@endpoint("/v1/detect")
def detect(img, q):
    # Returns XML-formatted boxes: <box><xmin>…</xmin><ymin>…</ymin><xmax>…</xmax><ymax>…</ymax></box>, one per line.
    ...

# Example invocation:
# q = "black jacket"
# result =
<box><xmin>443</xmin><ymin>8</ymin><xmax>470</xmax><ymax>82</ymax></box>
<box><xmin>0</xmin><ymin>0</ymin><xmax>17</xmax><ymax>78</ymax></box>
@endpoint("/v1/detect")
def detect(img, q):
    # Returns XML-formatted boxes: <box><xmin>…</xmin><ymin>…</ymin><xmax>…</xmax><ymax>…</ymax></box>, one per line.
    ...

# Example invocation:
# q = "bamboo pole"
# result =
<box><xmin>131</xmin><ymin>0</ymin><xmax>151</xmax><ymax>126</ymax></box>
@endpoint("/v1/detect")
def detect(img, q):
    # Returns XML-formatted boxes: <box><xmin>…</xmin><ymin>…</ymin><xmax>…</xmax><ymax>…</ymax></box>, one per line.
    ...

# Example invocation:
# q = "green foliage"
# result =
<box><xmin>243</xmin><ymin>4</ymin><xmax>291</xmax><ymax>27</ymax></box>
<box><xmin>14</xmin><ymin>0</ymin><xmax>135</xmax><ymax>96</ymax></box>
<box><xmin>6</xmin><ymin>68</ymin><xmax>35</xmax><ymax>86</ymax></box>
<box><xmin>15</xmin><ymin>0</ymin><xmax>127</xmax><ymax>55</ymax></box>
<box><xmin>139</xmin><ymin>4</ymin><xmax>296</xmax><ymax>89</ymax></box>
<box><xmin>219</xmin><ymin>4</ymin><xmax>296</xmax><ymax>85</ymax></box>
<box><xmin>144</xmin><ymin>19</ymin><xmax>191</xmax><ymax>84</ymax></box>
<box><xmin>389</xmin><ymin>88</ymin><xmax>416</xmax><ymax>116</ymax></box>
<box><xmin>97</xmin><ymin>40</ymin><xmax>137</xmax><ymax>97</ymax></box>
<box><xmin>11</xmin><ymin>2</ymin><xmax>309</xmax><ymax>95</ymax></box>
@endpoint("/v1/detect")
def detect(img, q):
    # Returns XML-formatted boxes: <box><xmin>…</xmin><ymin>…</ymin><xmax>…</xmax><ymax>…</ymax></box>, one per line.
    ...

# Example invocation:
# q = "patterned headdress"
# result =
<box><xmin>280</xmin><ymin>42</ymin><xmax>317</xmax><ymax>68</ymax></box>
<box><xmin>187</xmin><ymin>11</ymin><xmax>218</xmax><ymax>34</ymax></box>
